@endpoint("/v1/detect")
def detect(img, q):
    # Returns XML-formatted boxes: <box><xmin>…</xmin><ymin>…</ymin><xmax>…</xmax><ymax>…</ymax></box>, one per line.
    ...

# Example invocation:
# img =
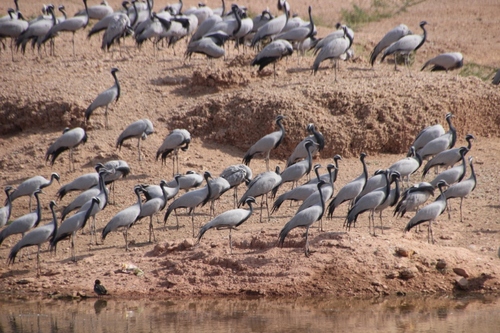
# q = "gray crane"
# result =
<box><xmin>202</xmin><ymin>175</ymin><xmax>230</xmax><ymax>217</ymax></box>
<box><xmin>404</xmin><ymin>180</ymin><xmax>448</xmax><ymax>244</ymax></box>
<box><xmin>250</xmin><ymin>0</ymin><xmax>289</xmax><ymax>47</ymax></box>
<box><xmin>117</xmin><ymin>119</ymin><xmax>154</xmax><ymax>161</ymax></box>
<box><xmin>140</xmin><ymin>175</ymin><xmax>180</xmax><ymax>201</ymax></box>
<box><xmin>421</xmin><ymin>52</ymin><xmax>463</xmax><ymax>73</ymax></box>
<box><xmin>373</xmin><ymin>172</ymin><xmax>401</xmax><ymax>229</ymax></box>
<box><xmin>85</xmin><ymin>67</ymin><xmax>120</xmax><ymax>129</ymax></box>
<box><xmin>492</xmin><ymin>69</ymin><xmax>500</xmax><ymax>85</ymax></box>
<box><xmin>8</xmin><ymin>200</ymin><xmax>58</xmax><ymax>277</ymax></box>
<box><xmin>185</xmin><ymin>30</ymin><xmax>228</xmax><ymax>60</ymax></box>
<box><xmin>327</xmin><ymin>152</ymin><xmax>368</xmax><ymax>218</ymax></box>
<box><xmin>101</xmin><ymin>11</ymin><xmax>133</xmax><ymax>54</ymax></box>
<box><xmin>380</xmin><ymin>21</ymin><xmax>428</xmax><ymax>76</ymax></box>
<box><xmin>429</xmin><ymin>147</ymin><xmax>468</xmax><ymax>188</ymax></box>
<box><xmin>166</xmin><ymin>170</ymin><xmax>203</xmax><ymax>191</ymax></box>
<box><xmin>46</xmin><ymin>127</ymin><xmax>87</xmax><ymax>171</ymax></box>
<box><xmin>220</xmin><ymin>164</ymin><xmax>252</xmax><ymax>208</ymax></box>
<box><xmin>197</xmin><ymin>196</ymin><xmax>256</xmax><ymax>254</ymax></box>
<box><xmin>388</xmin><ymin>146</ymin><xmax>422</xmax><ymax>185</ymax></box>
<box><xmin>305</xmin><ymin>155</ymin><xmax>341</xmax><ymax>184</ymax></box>
<box><xmin>0</xmin><ymin>189</ymin><xmax>43</xmax><ymax>246</ymax></box>
<box><xmin>98</xmin><ymin>159</ymin><xmax>130</xmax><ymax>204</ymax></box>
<box><xmin>418</xmin><ymin>113</ymin><xmax>456</xmax><ymax>160</ymax></box>
<box><xmin>370</xmin><ymin>24</ymin><xmax>412</xmax><ymax>69</ymax></box>
<box><xmin>9</xmin><ymin>172</ymin><xmax>60</xmax><ymax>210</ymax></box>
<box><xmin>75</xmin><ymin>168</ymin><xmax>109</xmax><ymax>244</ymax></box>
<box><xmin>272</xmin><ymin>139</ymin><xmax>315</xmax><ymax>197</ymax></box>
<box><xmin>41</xmin><ymin>0</ymin><xmax>89</xmax><ymax>56</ymax></box>
<box><xmin>346</xmin><ymin>171</ymin><xmax>399</xmax><ymax>235</ymax></box>
<box><xmin>15</xmin><ymin>5</ymin><xmax>55</xmax><ymax>55</ymax></box>
<box><xmin>156</xmin><ymin>128</ymin><xmax>191</xmax><ymax>176</ymax></box>
<box><xmin>251</xmin><ymin>39</ymin><xmax>293</xmax><ymax>79</ymax></box>
<box><xmin>274</xmin><ymin>5</ymin><xmax>315</xmax><ymax>60</ymax></box>
<box><xmin>102</xmin><ymin>186</ymin><xmax>142</xmax><ymax>250</ymax></box>
<box><xmin>164</xmin><ymin>171</ymin><xmax>212</xmax><ymax>236</ymax></box>
<box><xmin>412</xmin><ymin>114</ymin><xmax>448</xmax><ymax>151</ymax></box>
<box><xmin>0</xmin><ymin>186</ymin><xmax>14</xmax><ymax>228</ymax></box>
<box><xmin>51</xmin><ymin>196</ymin><xmax>100</xmax><ymax>261</ymax></box>
<box><xmin>61</xmin><ymin>185</ymin><xmax>101</xmax><ymax>220</ymax></box>
<box><xmin>272</xmin><ymin>164</ymin><xmax>321</xmax><ymax>214</ymax></box>
<box><xmin>242</xmin><ymin>115</ymin><xmax>285</xmax><ymax>171</ymax></box>
<box><xmin>75</xmin><ymin>0</ymin><xmax>112</xmax><ymax>19</ymax></box>
<box><xmin>358</xmin><ymin>169</ymin><xmax>386</xmax><ymax>198</ymax></box>
<box><xmin>88</xmin><ymin>4</ymin><xmax>132</xmax><ymax>38</ymax></box>
<box><xmin>57</xmin><ymin>171</ymin><xmax>100</xmax><ymax>200</ymax></box>
<box><xmin>444</xmin><ymin>156</ymin><xmax>476</xmax><ymax>222</ymax></box>
<box><xmin>0</xmin><ymin>10</ymin><xmax>28</xmax><ymax>61</ymax></box>
<box><xmin>278</xmin><ymin>180</ymin><xmax>328</xmax><ymax>257</ymax></box>
<box><xmin>393</xmin><ymin>182</ymin><xmax>434</xmax><ymax>218</ymax></box>
<box><xmin>238</xmin><ymin>166</ymin><xmax>282</xmax><ymax>223</ymax></box>
<box><xmin>286</xmin><ymin>123</ymin><xmax>325</xmax><ymax>167</ymax></box>
<box><xmin>312</xmin><ymin>23</ymin><xmax>354</xmax><ymax>56</ymax></box>
<box><xmin>312</xmin><ymin>25</ymin><xmax>353</xmax><ymax>82</ymax></box>
<box><xmin>422</xmin><ymin>134</ymin><xmax>474</xmax><ymax>177</ymax></box>
<box><xmin>137</xmin><ymin>180</ymin><xmax>176</xmax><ymax>242</ymax></box>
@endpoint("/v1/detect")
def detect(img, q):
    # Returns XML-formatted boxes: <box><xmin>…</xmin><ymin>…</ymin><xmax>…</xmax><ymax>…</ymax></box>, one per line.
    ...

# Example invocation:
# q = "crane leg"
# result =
<box><xmin>304</xmin><ymin>226</ymin><xmax>310</xmax><ymax>257</ymax></box>
<box><xmin>459</xmin><ymin>198</ymin><xmax>464</xmax><ymax>222</ymax></box>
<box><xmin>229</xmin><ymin>229</ymin><xmax>232</xmax><ymax>255</ymax></box>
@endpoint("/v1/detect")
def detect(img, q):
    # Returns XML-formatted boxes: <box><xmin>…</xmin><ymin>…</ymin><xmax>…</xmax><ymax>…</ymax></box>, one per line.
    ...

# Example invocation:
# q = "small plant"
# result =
<box><xmin>459</xmin><ymin>63</ymin><xmax>496</xmax><ymax>81</ymax></box>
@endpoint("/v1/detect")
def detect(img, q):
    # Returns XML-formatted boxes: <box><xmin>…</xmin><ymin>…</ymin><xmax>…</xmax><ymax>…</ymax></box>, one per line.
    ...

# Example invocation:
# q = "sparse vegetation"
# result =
<box><xmin>459</xmin><ymin>63</ymin><xmax>496</xmax><ymax>81</ymax></box>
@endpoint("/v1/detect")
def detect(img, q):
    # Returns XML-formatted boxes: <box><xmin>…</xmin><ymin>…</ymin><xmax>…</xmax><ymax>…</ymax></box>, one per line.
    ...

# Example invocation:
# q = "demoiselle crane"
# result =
<box><xmin>85</xmin><ymin>67</ymin><xmax>120</xmax><ymax>129</ymax></box>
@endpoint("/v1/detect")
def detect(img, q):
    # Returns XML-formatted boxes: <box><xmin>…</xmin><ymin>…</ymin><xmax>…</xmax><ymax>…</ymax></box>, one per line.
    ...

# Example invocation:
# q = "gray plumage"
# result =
<box><xmin>57</xmin><ymin>172</ymin><xmax>99</xmax><ymax>200</ymax></box>
<box><xmin>370</xmin><ymin>24</ymin><xmax>412</xmax><ymax>67</ymax></box>
<box><xmin>0</xmin><ymin>10</ymin><xmax>28</xmax><ymax>61</ymax></box>
<box><xmin>358</xmin><ymin>169</ymin><xmax>386</xmax><ymax>198</ymax></box>
<box><xmin>61</xmin><ymin>186</ymin><xmax>100</xmax><ymax>220</ymax></box>
<box><xmin>101</xmin><ymin>12</ymin><xmax>132</xmax><ymax>51</ymax></box>
<box><xmin>102</xmin><ymin>186</ymin><xmax>142</xmax><ymax>250</ymax></box>
<box><xmin>250</xmin><ymin>0</ymin><xmax>289</xmax><ymax>47</ymax></box>
<box><xmin>274</xmin><ymin>5</ymin><xmax>314</xmax><ymax>47</ymax></box>
<box><xmin>404</xmin><ymin>181</ymin><xmax>448</xmax><ymax>244</ymax></box>
<box><xmin>140</xmin><ymin>176</ymin><xmax>180</xmax><ymax>201</ymax></box>
<box><xmin>156</xmin><ymin>129</ymin><xmax>191</xmax><ymax>176</ymax></box>
<box><xmin>312</xmin><ymin>25</ymin><xmax>353</xmax><ymax>82</ymax></box>
<box><xmin>164</xmin><ymin>171</ymin><xmax>212</xmax><ymax>235</ymax></box>
<box><xmin>444</xmin><ymin>157</ymin><xmax>476</xmax><ymax>222</ymax></box>
<box><xmin>305</xmin><ymin>156</ymin><xmax>341</xmax><ymax>185</ymax></box>
<box><xmin>75</xmin><ymin>0</ymin><xmax>112</xmax><ymax>19</ymax></box>
<box><xmin>380</xmin><ymin>21</ymin><xmax>428</xmax><ymax>75</ymax></box>
<box><xmin>117</xmin><ymin>119</ymin><xmax>154</xmax><ymax>161</ymax></box>
<box><xmin>137</xmin><ymin>180</ymin><xmax>175</xmax><ymax>242</ymax></box>
<box><xmin>278</xmin><ymin>180</ymin><xmax>328</xmax><ymax>257</ymax></box>
<box><xmin>85</xmin><ymin>67</ymin><xmax>120</xmax><ymax>129</ymax></box>
<box><xmin>8</xmin><ymin>200</ymin><xmax>58</xmax><ymax>276</ymax></box>
<box><xmin>286</xmin><ymin>123</ymin><xmax>325</xmax><ymax>167</ymax></box>
<box><xmin>46</xmin><ymin>127</ymin><xmax>87</xmax><ymax>171</ymax></box>
<box><xmin>15</xmin><ymin>5</ymin><xmax>55</xmax><ymax>54</ymax></box>
<box><xmin>0</xmin><ymin>189</ymin><xmax>43</xmax><ymax>246</ymax></box>
<box><xmin>0</xmin><ymin>186</ymin><xmax>14</xmax><ymax>228</ymax></box>
<box><xmin>492</xmin><ymin>69</ymin><xmax>500</xmax><ymax>85</ymax></box>
<box><xmin>327</xmin><ymin>152</ymin><xmax>368</xmax><ymax>217</ymax></box>
<box><xmin>186</xmin><ymin>31</ymin><xmax>228</xmax><ymax>59</ymax></box>
<box><xmin>421</xmin><ymin>52</ymin><xmax>463</xmax><ymax>72</ymax></box>
<box><xmin>272</xmin><ymin>139</ymin><xmax>315</xmax><ymax>197</ymax></box>
<box><xmin>312</xmin><ymin>24</ymin><xmax>354</xmax><ymax>55</ymax></box>
<box><xmin>41</xmin><ymin>0</ymin><xmax>89</xmax><ymax>56</ymax></box>
<box><xmin>220</xmin><ymin>164</ymin><xmax>253</xmax><ymax>208</ymax></box>
<box><xmin>51</xmin><ymin>197</ymin><xmax>100</xmax><ymax>261</ymax></box>
<box><xmin>346</xmin><ymin>171</ymin><xmax>399</xmax><ymax>234</ymax></box>
<box><xmin>272</xmin><ymin>164</ymin><xmax>321</xmax><ymax>214</ymax></box>
<box><xmin>429</xmin><ymin>147</ymin><xmax>468</xmax><ymax>188</ymax></box>
<box><xmin>412</xmin><ymin>117</ymin><xmax>447</xmax><ymax>152</ymax></box>
<box><xmin>418</xmin><ymin>113</ymin><xmax>456</xmax><ymax>160</ymax></box>
<box><xmin>202</xmin><ymin>176</ymin><xmax>231</xmax><ymax>219</ymax></box>
<box><xmin>422</xmin><ymin>134</ymin><xmax>474</xmax><ymax>177</ymax></box>
<box><xmin>166</xmin><ymin>170</ymin><xmax>203</xmax><ymax>191</ymax></box>
<box><xmin>251</xmin><ymin>39</ymin><xmax>293</xmax><ymax>79</ymax></box>
<box><xmin>100</xmin><ymin>159</ymin><xmax>130</xmax><ymax>184</ymax></box>
<box><xmin>9</xmin><ymin>172</ymin><xmax>60</xmax><ymax>210</ymax></box>
<box><xmin>242</xmin><ymin>115</ymin><xmax>285</xmax><ymax>171</ymax></box>
<box><xmin>394</xmin><ymin>182</ymin><xmax>434</xmax><ymax>218</ymax></box>
<box><xmin>388</xmin><ymin>146</ymin><xmax>422</xmax><ymax>185</ymax></box>
<box><xmin>238</xmin><ymin>166</ymin><xmax>282</xmax><ymax>223</ymax></box>
<box><xmin>197</xmin><ymin>196</ymin><xmax>256</xmax><ymax>254</ymax></box>
<box><xmin>88</xmin><ymin>12</ymin><xmax>129</xmax><ymax>38</ymax></box>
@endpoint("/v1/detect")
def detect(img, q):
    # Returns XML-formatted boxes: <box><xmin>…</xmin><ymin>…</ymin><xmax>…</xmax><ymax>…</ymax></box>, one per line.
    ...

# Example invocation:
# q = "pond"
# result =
<box><xmin>1</xmin><ymin>294</ymin><xmax>499</xmax><ymax>333</ymax></box>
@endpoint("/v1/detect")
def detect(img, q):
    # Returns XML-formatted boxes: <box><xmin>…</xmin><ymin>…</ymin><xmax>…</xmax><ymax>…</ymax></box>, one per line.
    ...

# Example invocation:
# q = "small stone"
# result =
<box><xmin>16</xmin><ymin>278</ymin><xmax>35</xmax><ymax>285</ymax></box>
<box><xmin>182</xmin><ymin>239</ymin><xmax>194</xmax><ymax>249</ymax></box>
<box><xmin>436</xmin><ymin>259</ymin><xmax>447</xmax><ymax>270</ymax></box>
<box><xmin>386</xmin><ymin>271</ymin><xmax>398</xmax><ymax>279</ymax></box>
<box><xmin>455</xmin><ymin>277</ymin><xmax>469</xmax><ymax>290</ymax></box>
<box><xmin>399</xmin><ymin>267</ymin><xmax>416</xmax><ymax>280</ymax></box>
<box><xmin>395</xmin><ymin>247</ymin><xmax>414</xmax><ymax>257</ymax></box>
<box><xmin>453</xmin><ymin>268</ymin><xmax>470</xmax><ymax>278</ymax></box>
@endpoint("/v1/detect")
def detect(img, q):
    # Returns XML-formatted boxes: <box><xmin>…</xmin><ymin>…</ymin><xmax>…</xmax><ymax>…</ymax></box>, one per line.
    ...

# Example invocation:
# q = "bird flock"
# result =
<box><xmin>0</xmin><ymin>0</ymin><xmax>480</xmax><ymax>82</ymax></box>
<box><xmin>0</xmin><ymin>0</ymin><xmax>483</xmax><ymax>276</ymax></box>
<box><xmin>0</xmin><ymin>107</ymin><xmax>478</xmax><ymax>276</ymax></box>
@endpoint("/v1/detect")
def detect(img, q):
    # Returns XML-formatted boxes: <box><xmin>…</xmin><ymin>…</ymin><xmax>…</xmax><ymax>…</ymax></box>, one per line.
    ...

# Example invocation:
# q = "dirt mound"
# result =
<box><xmin>170</xmin><ymin>73</ymin><xmax>500</xmax><ymax>158</ymax></box>
<box><xmin>0</xmin><ymin>98</ymin><xmax>84</xmax><ymax>135</ymax></box>
<box><xmin>191</xmin><ymin>67</ymin><xmax>250</xmax><ymax>90</ymax></box>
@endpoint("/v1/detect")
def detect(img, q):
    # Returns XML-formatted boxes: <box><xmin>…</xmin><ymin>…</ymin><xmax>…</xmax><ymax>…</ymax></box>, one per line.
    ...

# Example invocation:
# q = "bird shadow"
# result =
<box><xmin>0</xmin><ymin>269</ymin><xmax>31</xmax><ymax>278</ymax></box>
<box><xmin>486</xmin><ymin>204</ymin><xmax>500</xmax><ymax>209</ymax></box>
<box><xmin>472</xmin><ymin>229</ymin><xmax>499</xmax><ymax>234</ymax></box>
<box><xmin>286</xmin><ymin>67</ymin><xmax>313</xmax><ymax>74</ymax></box>
<box><xmin>150</xmin><ymin>75</ymin><xmax>190</xmax><ymax>87</ymax></box>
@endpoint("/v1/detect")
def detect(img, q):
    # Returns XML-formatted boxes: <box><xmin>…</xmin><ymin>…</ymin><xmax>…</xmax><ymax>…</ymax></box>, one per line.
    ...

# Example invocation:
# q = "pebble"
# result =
<box><xmin>436</xmin><ymin>259</ymin><xmax>447</xmax><ymax>270</ymax></box>
<box><xmin>453</xmin><ymin>268</ymin><xmax>470</xmax><ymax>278</ymax></box>
<box><xmin>455</xmin><ymin>277</ymin><xmax>469</xmax><ymax>290</ymax></box>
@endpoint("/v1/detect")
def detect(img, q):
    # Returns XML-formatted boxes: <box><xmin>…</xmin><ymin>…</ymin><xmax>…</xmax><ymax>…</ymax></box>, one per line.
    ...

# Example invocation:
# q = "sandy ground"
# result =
<box><xmin>0</xmin><ymin>0</ymin><xmax>499</xmax><ymax>299</ymax></box>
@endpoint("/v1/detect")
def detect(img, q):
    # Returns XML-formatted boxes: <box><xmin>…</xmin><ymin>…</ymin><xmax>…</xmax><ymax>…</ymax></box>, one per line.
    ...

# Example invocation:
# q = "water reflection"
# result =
<box><xmin>0</xmin><ymin>295</ymin><xmax>499</xmax><ymax>333</ymax></box>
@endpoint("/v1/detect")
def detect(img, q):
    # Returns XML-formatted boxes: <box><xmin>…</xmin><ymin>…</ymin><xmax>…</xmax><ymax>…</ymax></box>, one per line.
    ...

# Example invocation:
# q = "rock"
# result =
<box><xmin>455</xmin><ymin>277</ymin><xmax>469</xmax><ymax>290</ymax></box>
<box><xmin>386</xmin><ymin>271</ymin><xmax>398</xmax><ymax>279</ymax></box>
<box><xmin>182</xmin><ymin>239</ymin><xmax>194</xmax><ymax>249</ymax></box>
<box><xmin>16</xmin><ymin>278</ymin><xmax>35</xmax><ymax>285</ymax></box>
<box><xmin>453</xmin><ymin>268</ymin><xmax>470</xmax><ymax>278</ymax></box>
<box><xmin>399</xmin><ymin>267</ymin><xmax>417</xmax><ymax>280</ymax></box>
<box><xmin>436</xmin><ymin>259</ymin><xmax>447</xmax><ymax>270</ymax></box>
<box><xmin>395</xmin><ymin>247</ymin><xmax>414</xmax><ymax>257</ymax></box>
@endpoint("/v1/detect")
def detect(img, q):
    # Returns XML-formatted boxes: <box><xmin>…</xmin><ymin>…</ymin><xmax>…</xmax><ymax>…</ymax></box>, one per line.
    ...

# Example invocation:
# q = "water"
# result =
<box><xmin>1</xmin><ymin>295</ymin><xmax>499</xmax><ymax>333</ymax></box>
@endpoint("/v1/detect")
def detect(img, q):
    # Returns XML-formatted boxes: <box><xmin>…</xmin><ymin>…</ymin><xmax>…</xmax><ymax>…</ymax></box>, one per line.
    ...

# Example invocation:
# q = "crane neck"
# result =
<box><xmin>98</xmin><ymin>172</ymin><xmax>108</xmax><ymax>210</ymax></box>
<box><xmin>83</xmin><ymin>0</ymin><xmax>89</xmax><ymax>27</ymax></box>
<box><xmin>305</xmin><ymin>144</ymin><xmax>314</xmax><ymax>176</ymax></box>
<box><xmin>50</xmin><ymin>202</ymin><xmax>58</xmax><ymax>238</ymax></box>
<box><xmin>317</xmin><ymin>182</ymin><xmax>326</xmax><ymax>221</ymax></box>
<box><xmin>82</xmin><ymin>198</ymin><xmax>98</xmax><ymax>229</ymax></box>
<box><xmin>307</xmin><ymin>7</ymin><xmax>314</xmax><ymax>38</ymax></box>
<box><xmin>33</xmin><ymin>192</ymin><xmax>42</xmax><ymax>228</ymax></box>
<box><xmin>392</xmin><ymin>177</ymin><xmax>401</xmax><ymax>206</ymax></box>
<box><xmin>112</xmin><ymin>70</ymin><xmax>121</xmax><ymax>102</ymax></box>
<box><xmin>457</xmin><ymin>151</ymin><xmax>468</xmax><ymax>183</ymax></box>
<box><xmin>360</xmin><ymin>156</ymin><xmax>368</xmax><ymax>190</ymax></box>
<box><xmin>414</xmin><ymin>24</ymin><xmax>427</xmax><ymax>52</ymax></box>
<box><xmin>469</xmin><ymin>160</ymin><xmax>477</xmax><ymax>191</ymax></box>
